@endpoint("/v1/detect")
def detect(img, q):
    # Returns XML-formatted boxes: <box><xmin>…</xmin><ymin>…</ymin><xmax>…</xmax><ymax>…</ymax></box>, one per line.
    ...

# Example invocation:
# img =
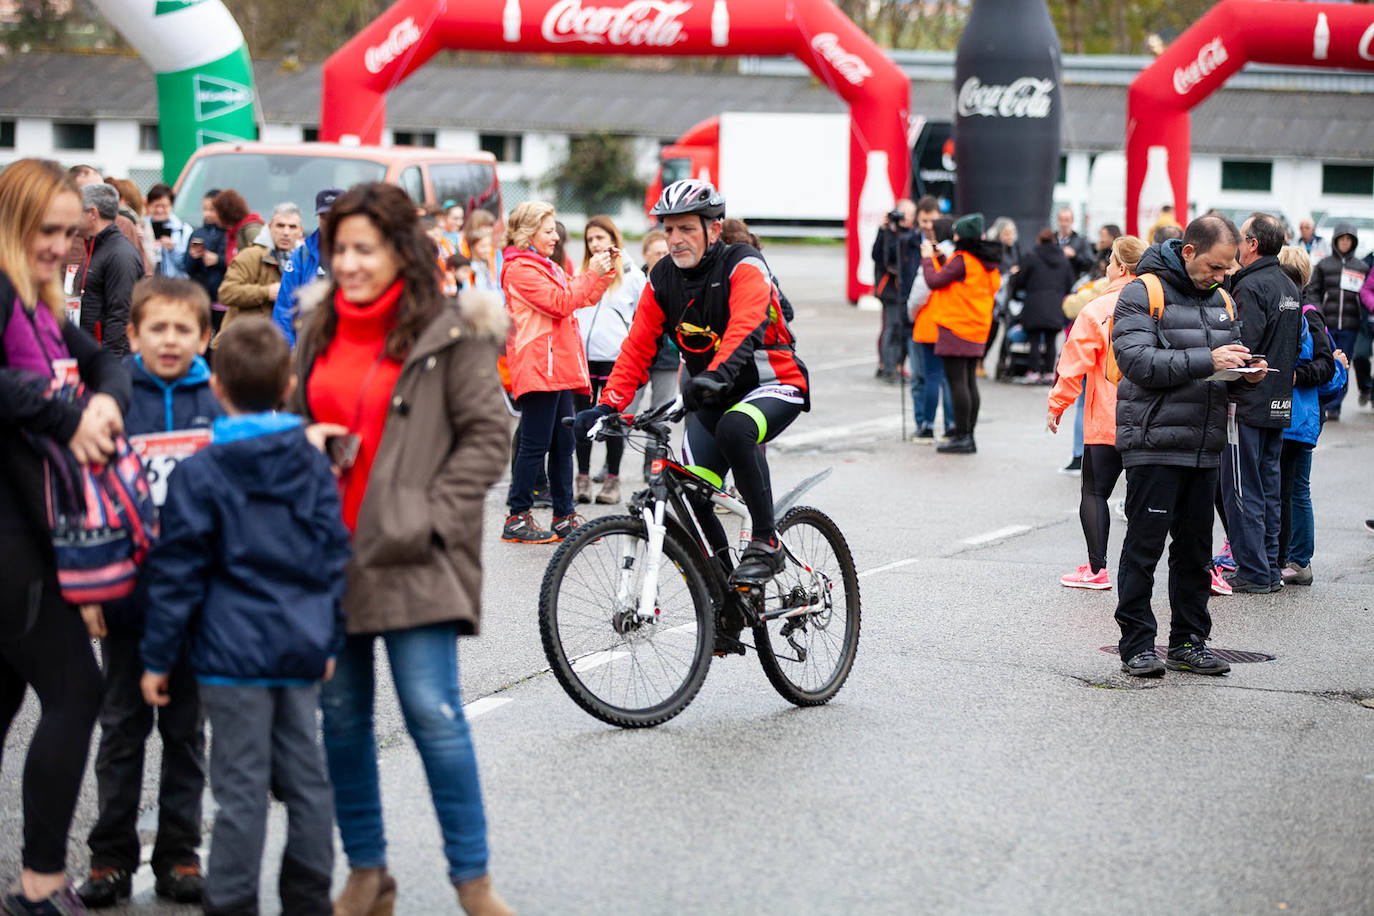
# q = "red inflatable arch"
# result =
<box><xmin>1127</xmin><ymin>0</ymin><xmax>1374</xmax><ymax>234</ymax></box>
<box><xmin>320</xmin><ymin>0</ymin><xmax>910</xmax><ymax>301</ymax></box>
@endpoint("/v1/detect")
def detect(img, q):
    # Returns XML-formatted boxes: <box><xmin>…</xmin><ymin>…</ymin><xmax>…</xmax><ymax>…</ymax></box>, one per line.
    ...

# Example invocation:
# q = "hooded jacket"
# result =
<box><xmin>1011</xmin><ymin>240</ymin><xmax>1077</xmax><ymax>331</ymax></box>
<box><xmin>1228</xmin><ymin>254</ymin><xmax>1300</xmax><ymax>428</ymax></box>
<box><xmin>1112</xmin><ymin>240</ymin><xmax>1243</xmax><ymax>469</ymax></box>
<box><xmin>140</xmin><ymin>414</ymin><xmax>350</xmax><ymax>682</ymax></box>
<box><xmin>1047</xmin><ymin>274</ymin><xmax>1130</xmax><ymax>446</ymax></box>
<box><xmin>123</xmin><ymin>353</ymin><xmax>221</xmax><ymax>439</ymax></box>
<box><xmin>501</xmin><ymin>246</ymin><xmax>609</xmax><ymax>399</ymax></box>
<box><xmin>290</xmin><ymin>287</ymin><xmax>511</xmax><ymax>636</ymax></box>
<box><xmin>1304</xmin><ymin>223</ymin><xmax>1368</xmax><ymax>330</ymax></box>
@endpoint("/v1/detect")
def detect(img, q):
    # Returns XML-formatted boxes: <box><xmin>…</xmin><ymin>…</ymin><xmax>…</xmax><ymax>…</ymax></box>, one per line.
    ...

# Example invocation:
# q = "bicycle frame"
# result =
<box><xmin>585</xmin><ymin>398</ymin><xmax>832</xmax><ymax>631</ymax></box>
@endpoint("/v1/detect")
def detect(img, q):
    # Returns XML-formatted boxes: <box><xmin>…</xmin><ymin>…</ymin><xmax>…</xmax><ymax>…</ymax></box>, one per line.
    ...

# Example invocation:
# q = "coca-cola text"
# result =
<box><xmin>811</xmin><ymin>33</ymin><xmax>872</xmax><ymax>86</ymax></box>
<box><xmin>1172</xmin><ymin>37</ymin><xmax>1228</xmax><ymax>95</ymax></box>
<box><xmin>956</xmin><ymin>77</ymin><xmax>1054</xmax><ymax>119</ymax></box>
<box><xmin>541</xmin><ymin>0</ymin><xmax>690</xmax><ymax>47</ymax></box>
<box><xmin>365</xmin><ymin>16</ymin><xmax>422</xmax><ymax>74</ymax></box>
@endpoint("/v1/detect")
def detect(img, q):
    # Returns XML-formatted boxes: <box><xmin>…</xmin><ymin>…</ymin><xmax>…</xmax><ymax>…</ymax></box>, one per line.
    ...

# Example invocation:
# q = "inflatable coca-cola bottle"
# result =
<box><xmin>953</xmin><ymin>0</ymin><xmax>1063</xmax><ymax>246</ymax></box>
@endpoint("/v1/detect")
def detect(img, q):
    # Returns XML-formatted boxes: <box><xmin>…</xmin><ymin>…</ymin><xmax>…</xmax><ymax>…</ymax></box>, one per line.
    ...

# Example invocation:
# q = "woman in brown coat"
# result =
<box><xmin>288</xmin><ymin>183</ymin><xmax>515</xmax><ymax>916</ymax></box>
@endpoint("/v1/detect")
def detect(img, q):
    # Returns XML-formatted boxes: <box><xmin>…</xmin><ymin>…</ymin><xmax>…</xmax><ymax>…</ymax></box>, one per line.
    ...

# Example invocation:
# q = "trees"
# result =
<box><xmin>546</xmin><ymin>134</ymin><xmax>646</xmax><ymax>215</ymax></box>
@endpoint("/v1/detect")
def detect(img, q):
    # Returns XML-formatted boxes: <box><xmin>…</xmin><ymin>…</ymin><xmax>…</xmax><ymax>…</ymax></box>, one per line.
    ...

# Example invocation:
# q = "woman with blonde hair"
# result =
<box><xmin>573</xmin><ymin>214</ymin><xmax>645</xmax><ymax>504</ymax></box>
<box><xmin>500</xmin><ymin>201</ymin><xmax>615</xmax><ymax>542</ymax></box>
<box><xmin>1046</xmin><ymin>235</ymin><xmax>1147</xmax><ymax>590</ymax></box>
<box><xmin>0</xmin><ymin>158</ymin><xmax>131</xmax><ymax>913</ymax></box>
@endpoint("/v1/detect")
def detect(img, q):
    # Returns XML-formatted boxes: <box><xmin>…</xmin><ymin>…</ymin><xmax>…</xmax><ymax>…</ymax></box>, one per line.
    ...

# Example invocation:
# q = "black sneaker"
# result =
<box><xmin>155</xmin><ymin>863</ymin><xmax>204</xmax><ymax>904</ymax></box>
<box><xmin>1365</xmin><ymin>519</ymin><xmax>1374</xmax><ymax>535</ymax></box>
<box><xmin>1059</xmin><ymin>456</ymin><xmax>1082</xmax><ymax>475</ymax></box>
<box><xmin>6</xmin><ymin>883</ymin><xmax>88</xmax><ymax>915</ymax></box>
<box><xmin>502</xmin><ymin>511</ymin><xmax>557</xmax><ymax>544</ymax></box>
<box><xmin>1223</xmin><ymin>572</ymin><xmax>1280</xmax><ymax>594</ymax></box>
<box><xmin>77</xmin><ymin>866</ymin><xmax>132</xmax><ymax>908</ymax></box>
<box><xmin>1165</xmin><ymin>642</ymin><xmax>1231</xmax><ymax>676</ymax></box>
<box><xmin>936</xmin><ymin>434</ymin><xmax>976</xmax><ymax>454</ymax></box>
<box><xmin>730</xmin><ymin>536</ymin><xmax>785</xmax><ymax>587</ymax></box>
<box><xmin>1120</xmin><ymin>649</ymin><xmax>1166</xmax><ymax>678</ymax></box>
<box><xmin>550</xmin><ymin>513</ymin><xmax>586</xmax><ymax>540</ymax></box>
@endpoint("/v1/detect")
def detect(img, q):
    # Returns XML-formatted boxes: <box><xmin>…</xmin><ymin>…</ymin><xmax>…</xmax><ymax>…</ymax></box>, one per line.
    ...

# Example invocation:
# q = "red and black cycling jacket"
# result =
<box><xmin>600</xmin><ymin>241</ymin><xmax>809</xmax><ymax>412</ymax></box>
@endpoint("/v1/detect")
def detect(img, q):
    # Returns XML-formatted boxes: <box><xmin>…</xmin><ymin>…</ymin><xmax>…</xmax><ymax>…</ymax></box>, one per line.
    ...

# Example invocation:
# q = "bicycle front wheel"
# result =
<box><xmin>754</xmin><ymin>506</ymin><xmax>861</xmax><ymax>706</ymax></box>
<box><xmin>539</xmin><ymin>514</ymin><xmax>714</xmax><ymax>728</ymax></box>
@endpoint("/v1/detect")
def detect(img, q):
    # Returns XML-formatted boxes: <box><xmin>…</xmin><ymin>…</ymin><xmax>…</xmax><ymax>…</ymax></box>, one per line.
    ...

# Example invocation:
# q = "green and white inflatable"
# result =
<box><xmin>89</xmin><ymin>0</ymin><xmax>258</xmax><ymax>183</ymax></box>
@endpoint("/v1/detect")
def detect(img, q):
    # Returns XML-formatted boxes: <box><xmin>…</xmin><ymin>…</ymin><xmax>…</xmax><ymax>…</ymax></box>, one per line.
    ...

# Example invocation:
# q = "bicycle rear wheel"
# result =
<box><xmin>754</xmin><ymin>506</ymin><xmax>861</xmax><ymax>706</ymax></box>
<box><xmin>539</xmin><ymin>514</ymin><xmax>714</xmax><ymax>727</ymax></box>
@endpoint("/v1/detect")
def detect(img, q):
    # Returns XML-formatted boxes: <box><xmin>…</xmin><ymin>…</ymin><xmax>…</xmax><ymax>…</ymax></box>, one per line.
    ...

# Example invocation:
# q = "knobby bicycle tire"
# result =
<box><xmin>754</xmin><ymin>505</ymin><xmax>861</xmax><ymax>706</ymax></box>
<box><xmin>539</xmin><ymin>514</ymin><xmax>715</xmax><ymax>728</ymax></box>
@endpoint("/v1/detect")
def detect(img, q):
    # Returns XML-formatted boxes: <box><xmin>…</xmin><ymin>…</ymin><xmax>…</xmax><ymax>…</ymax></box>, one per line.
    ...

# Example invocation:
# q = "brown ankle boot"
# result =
<box><xmin>455</xmin><ymin>874</ymin><xmax>515</xmax><ymax>916</ymax></box>
<box><xmin>334</xmin><ymin>867</ymin><xmax>396</xmax><ymax>916</ymax></box>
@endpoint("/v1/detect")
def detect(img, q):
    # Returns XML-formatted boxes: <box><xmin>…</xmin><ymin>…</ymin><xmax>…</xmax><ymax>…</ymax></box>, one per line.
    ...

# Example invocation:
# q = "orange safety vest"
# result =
<box><xmin>924</xmin><ymin>253</ymin><xmax>1000</xmax><ymax>346</ymax></box>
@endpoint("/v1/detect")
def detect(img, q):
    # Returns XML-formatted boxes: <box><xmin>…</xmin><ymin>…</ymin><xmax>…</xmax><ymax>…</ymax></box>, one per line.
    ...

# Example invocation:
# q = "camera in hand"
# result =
<box><xmin>886</xmin><ymin>208</ymin><xmax>905</xmax><ymax>227</ymax></box>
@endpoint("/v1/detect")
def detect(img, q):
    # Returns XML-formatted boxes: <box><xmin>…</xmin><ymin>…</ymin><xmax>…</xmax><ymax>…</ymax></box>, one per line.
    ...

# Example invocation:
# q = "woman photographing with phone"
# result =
<box><xmin>288</xmin><ymin>182</ymin><xmax>515</xmax><ymax>916</ymax></box>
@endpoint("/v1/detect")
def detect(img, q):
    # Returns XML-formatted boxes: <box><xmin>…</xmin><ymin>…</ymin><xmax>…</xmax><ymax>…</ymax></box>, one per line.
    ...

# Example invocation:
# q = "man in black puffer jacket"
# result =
<box><xmin>1221</xmin><ymin>213</ymin><xmax>1300</xmax><ymax>594</ymax></box>
<box><xmin>1110</xmin><ymin>217</ymin><xmax>1266</xmax><ymax>678</ymax></box>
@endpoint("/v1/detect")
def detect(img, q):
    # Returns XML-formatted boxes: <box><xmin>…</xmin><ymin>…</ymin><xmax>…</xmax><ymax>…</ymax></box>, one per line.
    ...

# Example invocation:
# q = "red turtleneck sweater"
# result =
<box><xmin>307</xmin><ymin>280</ymin><xmax>405</xmax><ymax>532</ymax></box>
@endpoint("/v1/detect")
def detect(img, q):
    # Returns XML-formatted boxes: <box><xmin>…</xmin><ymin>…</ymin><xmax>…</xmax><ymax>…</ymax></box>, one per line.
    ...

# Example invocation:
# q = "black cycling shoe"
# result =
<box><xmin>1120</xmin><ymin>649</ymin><xmax>1166</xmax><ymax>678</ymax></box>
<box><xmin>76</xmin><ymin>866</ymin><xmax>132</xmax><ymax>908</ymax></box>
<box><xmin>729</xmin><ymin>536</ymin><xmax>785</xmax><ymax>587</ymax></box>
<box><xmin>713</xmin><ymin>627</ymin><xmax>746</xmax><ymax>656</ymax></box>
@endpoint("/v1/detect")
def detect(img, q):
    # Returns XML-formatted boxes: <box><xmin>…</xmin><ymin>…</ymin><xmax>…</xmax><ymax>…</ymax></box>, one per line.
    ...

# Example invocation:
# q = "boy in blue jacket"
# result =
<box><xmin>79</xmin><ymin>276</ymin><xmax>222</xmax><ymax>908</ymax></box>
<box><xmin>140</xmin><ymin>317</ymin><xmax>350</xmax><ymax>916</ymax></box>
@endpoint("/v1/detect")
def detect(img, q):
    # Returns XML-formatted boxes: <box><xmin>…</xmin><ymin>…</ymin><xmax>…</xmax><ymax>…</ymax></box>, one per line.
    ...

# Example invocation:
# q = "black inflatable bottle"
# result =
<box><xmin>953</xmin><ymin>0</ymin><xmax>1063</xmax><ymax>246</ymax></box>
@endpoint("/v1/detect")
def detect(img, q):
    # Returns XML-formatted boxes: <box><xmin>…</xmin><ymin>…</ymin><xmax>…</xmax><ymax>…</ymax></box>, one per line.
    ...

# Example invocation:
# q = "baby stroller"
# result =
<box><xmin>993</xmin><ymin>288</ymin><xmax>1033</xmax><ymax>381</ymax></box>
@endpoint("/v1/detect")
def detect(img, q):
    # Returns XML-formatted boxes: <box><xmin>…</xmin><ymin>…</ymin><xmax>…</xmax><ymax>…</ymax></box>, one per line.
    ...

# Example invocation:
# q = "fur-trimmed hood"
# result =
<box><xmin>294</xmin><ymin>278</ymin><xmax>508</xmax><ymax>346</ymax></box>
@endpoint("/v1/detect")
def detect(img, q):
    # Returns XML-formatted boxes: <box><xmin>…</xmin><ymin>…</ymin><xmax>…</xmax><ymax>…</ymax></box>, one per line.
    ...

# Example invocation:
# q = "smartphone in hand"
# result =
<box><xmin>325</xmin><ymin>433</ymin><xmax>361</xmax><ymax>471</ymax></box>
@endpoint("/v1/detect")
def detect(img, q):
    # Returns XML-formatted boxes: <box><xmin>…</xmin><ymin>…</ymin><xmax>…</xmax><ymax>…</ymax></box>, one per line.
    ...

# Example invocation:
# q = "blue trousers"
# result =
<box><xmin>1221</xmin><ymin>423</ymin><xmax>1284</xmax><ymax>585</ymax></box>
<box><xmin>1286</xmin><ymin>444</ymin><xmax>1315</xmax><ymax>567</ymax></box>
<box><xmin>320</xmin><ymin>623</ymin><xmax>489</xmax><ymax>884</ymax></box>
<box><xmin>912</xmin><ymin>340</ymin><xmax>955</xmax><ymax>434</ymax></box>
<box><xmin>509</xmin><ymin>389</ymin><xmax>575</xmax><ymax>516</ymax></box>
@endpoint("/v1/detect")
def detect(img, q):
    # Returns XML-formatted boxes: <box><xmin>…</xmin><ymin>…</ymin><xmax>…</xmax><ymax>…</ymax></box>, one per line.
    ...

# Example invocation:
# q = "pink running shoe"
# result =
<box><xmin>1210</xmin><ymin>566</ymin><xmax>1233</xmax><ymax>596</ymax></box>
<box><xmin>1061</xmin><ymin>565</ymin><xmax>1111</xmax><ymax>590</ymax></box>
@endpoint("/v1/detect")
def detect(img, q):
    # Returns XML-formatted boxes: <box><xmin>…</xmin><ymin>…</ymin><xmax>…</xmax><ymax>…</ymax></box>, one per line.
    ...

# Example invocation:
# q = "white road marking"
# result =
<box><xmin>857</xmin><ymin>557</ymin><xmax>920</xmax><ymax>578</ymax></box>
<box><xmin>464</xmin><ymin>696</ymin><xmax>513</xmax><ymax>719</ymax></box>
<box><xmin>807</xmin><ymin>355</ymin><xmax>881</xmax><ymax>373</ymax></box>
<box><xmin>772</xmin><ymin>415</ymin><xmax>903</xmax><ymax>450</ymax></box>
<box><xmin>961</xmin><ymin>524</ymin><xmax>1032</xmax><ymax>546</ymax></box>
<box><xmin>571</xmin><ymin>649</ymin><xmax>628</xmax><ymax>672</ymax></box>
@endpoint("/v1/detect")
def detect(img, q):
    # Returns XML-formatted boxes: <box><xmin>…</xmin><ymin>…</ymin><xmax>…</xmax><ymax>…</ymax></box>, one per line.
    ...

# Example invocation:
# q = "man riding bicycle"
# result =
<box><xmin>576</xmin><ymin>179</ymin><xmax>809</xmax><ymax>587</ymax></box>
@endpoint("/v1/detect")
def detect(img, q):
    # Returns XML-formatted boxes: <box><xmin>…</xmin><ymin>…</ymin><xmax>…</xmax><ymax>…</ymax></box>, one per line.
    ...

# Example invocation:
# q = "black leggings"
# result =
<box><xmin>575</xmin><ymin>360</ymin><xmax>625</xmax><ymax>477</ymax></box>
<box><xmin>1079</xmin><ymin>444</ymin><xmax>1124</xmax><ymax>573</ymax></box>
<box><xmin>0</xmin><ymin>533</ymin><xmax>104</xmax><ymax>873</ymax></box>
<box><xmin>1028</xmin><ymin>329</ymin><xmax>1057</xmax><ymax>375</ymax></box>
<box><xmin>682</xmin><ymin>386</ymin><xmax>803</xmax><ymax>541</ymax></box>
<box><xmin>1277</xmin><ymin>438</ymin><xmax>1308</xmax><ymax>568</ymax></box>
<box><xmin>944</xmin><ymin>356</ymin><xmax>981</xmax><ymax>437</ymax></box>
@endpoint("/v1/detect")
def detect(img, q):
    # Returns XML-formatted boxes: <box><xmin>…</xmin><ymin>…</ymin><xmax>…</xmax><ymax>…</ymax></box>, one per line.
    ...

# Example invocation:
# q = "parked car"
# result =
<box><xmin>172</xmin><ymin>142</ymin><xmax>502</xmax><ymax>232</ymax></box>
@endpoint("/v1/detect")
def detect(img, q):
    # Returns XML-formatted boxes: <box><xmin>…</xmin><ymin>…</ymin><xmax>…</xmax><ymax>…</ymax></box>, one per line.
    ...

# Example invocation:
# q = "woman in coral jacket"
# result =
<box><xmin>1045</xmin><ymin>235</ymin><xmax>1146</xmax><ymax>591</ymax></box>
<box><xmin>500</xmin><ymin>201</ymin><xmax>615</xmax><ymax>544</ymax></box>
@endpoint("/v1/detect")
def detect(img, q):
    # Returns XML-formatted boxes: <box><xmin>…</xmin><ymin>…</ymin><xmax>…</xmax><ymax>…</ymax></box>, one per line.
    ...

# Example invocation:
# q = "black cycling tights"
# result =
<box><xmin>1079</xmin><ymin>443</ymin><xmax>1124</xmax><ymax>574</ymax></box>
<box><xmin>683</xmin><ymin>386</ymin><xmax>804</xmax><ymax>542</ymax></box>
<box><xmin>0</xmin><ymin>539</ymin><xmax>104</xmax><ymax>873</ymax></box>
<box><xmin>944</xmin><ymin>356</ymin><xmax>982</xmax><ymax>437</ymax></box>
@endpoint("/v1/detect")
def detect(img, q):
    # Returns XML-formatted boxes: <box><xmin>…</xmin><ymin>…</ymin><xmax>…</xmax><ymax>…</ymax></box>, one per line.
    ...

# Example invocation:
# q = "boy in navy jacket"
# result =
<box><xmin>79</xmin><ymin>277</ymin><xmax>222</xmax><ymax>908</ymax></box>
<box><xmin>140</xmin><ymin>317</ymin><xmax>350</xmax><ymax>916</ymax></box>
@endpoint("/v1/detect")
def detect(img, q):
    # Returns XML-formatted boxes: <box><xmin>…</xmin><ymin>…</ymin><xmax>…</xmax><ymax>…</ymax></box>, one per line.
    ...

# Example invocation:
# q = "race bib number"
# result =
<box><xmin>63</xmin><ymin>263</ymin><xmax>78</xmax><ymax>297</ymax></box>
<box><xmin>1340</xmin><ymin>269</ymin><xmax>1364</xmax><ymax>293</ymax></box>
<box><xmin>129</xmin><ymin>429</ymin><xmax>213</xmax><ymax>507</ymax></box>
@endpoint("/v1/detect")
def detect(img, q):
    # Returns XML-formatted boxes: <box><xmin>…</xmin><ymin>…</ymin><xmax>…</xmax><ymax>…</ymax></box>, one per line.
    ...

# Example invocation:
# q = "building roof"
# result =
<box><xmin>0</xmin><ymin>50</ymin><xmax>1370</xmax><ymax>159</ymax></box>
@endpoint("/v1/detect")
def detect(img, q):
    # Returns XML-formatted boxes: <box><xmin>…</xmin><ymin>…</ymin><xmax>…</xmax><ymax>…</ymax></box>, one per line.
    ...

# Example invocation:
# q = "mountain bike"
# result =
<box><xmin>538</xmin><ymin>397</ymin><xmax>860</xmax><ymax>728</ymax></box>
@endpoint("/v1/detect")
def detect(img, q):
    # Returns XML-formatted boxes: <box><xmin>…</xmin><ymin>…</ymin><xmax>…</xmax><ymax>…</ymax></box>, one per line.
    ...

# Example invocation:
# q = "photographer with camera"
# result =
<box><xmin>872</xmin><ymin>198</ymin><xmax>916</xmax><ymax>384</ymax></box>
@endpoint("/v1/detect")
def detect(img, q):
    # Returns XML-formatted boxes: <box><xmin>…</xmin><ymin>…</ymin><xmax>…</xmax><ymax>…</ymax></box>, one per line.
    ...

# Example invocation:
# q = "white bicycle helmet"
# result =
<box><xmin>651</xmin><ymin>179</ymin><xmax>726</xmax><ymax>220</ymax></box>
